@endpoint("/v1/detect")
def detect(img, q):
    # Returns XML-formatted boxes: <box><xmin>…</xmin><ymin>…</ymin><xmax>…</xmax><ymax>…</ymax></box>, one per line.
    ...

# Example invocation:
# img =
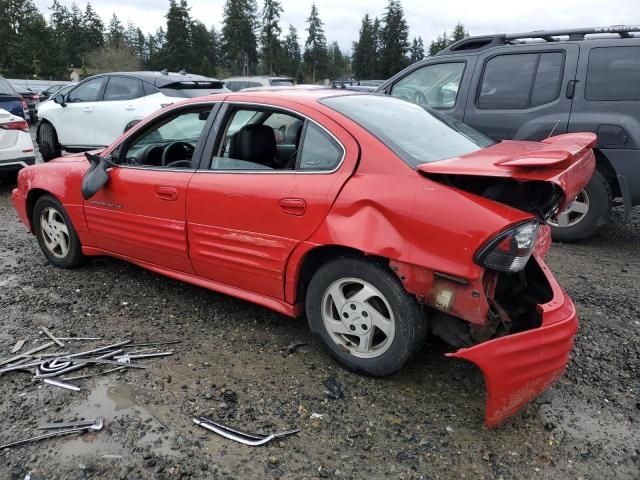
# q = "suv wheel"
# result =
<box><xmin>306</xmin><ymin>257</ymin><xmax>427</xmax><ymax>377</ymax></box>
<box><xmin>549</xmin><ymin>170</ymin><xmax>612</xmax><ymax>242</ymax></box>
<box><xmin>33</xmin><ymin>195</ymin><xmax>85</xmax><ymax>268</ymax></box>
<box><xmin>37</xmin><ymin>122</ymin><xmax>61</xmax><ymax>161</ymax></box>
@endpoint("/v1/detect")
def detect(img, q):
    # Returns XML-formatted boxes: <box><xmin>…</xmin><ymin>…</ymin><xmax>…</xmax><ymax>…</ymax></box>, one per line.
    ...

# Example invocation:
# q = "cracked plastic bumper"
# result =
<box><xmin>447</xmin><ymin>254</ymin><xmax>578</xmax><ymax>428</ymax></box>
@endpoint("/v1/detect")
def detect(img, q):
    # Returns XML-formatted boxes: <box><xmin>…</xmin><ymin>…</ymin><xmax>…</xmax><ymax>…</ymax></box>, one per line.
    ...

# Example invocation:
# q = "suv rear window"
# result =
<box><xmin>159</xmin><ymin>81</ymin><xmax>226</xmax><ymax>98</ymax></box>
<box><xmin>478</xmin><ymin>52</ymin><xmax>564</xmax><ymax>109</ymax></box>
<box><xmin>270</xmin><ymin>79</ymin><xmax>294</xmax><ymax>87</ymax></box>
<box><xmin>321</xmin><ymin>94</ymin><xmax>494</xmax><ymax>166</ymax></box>
<box><xmin>586</xmin><ymin>46</ymin><xmax>640</xmax><ymax>101</ymax></box>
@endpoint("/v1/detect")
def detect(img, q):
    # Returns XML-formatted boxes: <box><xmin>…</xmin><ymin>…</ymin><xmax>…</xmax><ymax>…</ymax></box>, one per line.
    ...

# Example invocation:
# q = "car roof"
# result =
<box><xmin>221</xmin><ymin>88</ymin><xmax>359</xmax><ymax>104</ymax></box>
<box><xmin>91</xmin><ymin>71</ymin><xmax>223</xmax><ymax>87</ymax></box>
<box><xmin>225</xmin><ymin>76</ymin><xmax>295</xmax><ymax>81</ymax></box>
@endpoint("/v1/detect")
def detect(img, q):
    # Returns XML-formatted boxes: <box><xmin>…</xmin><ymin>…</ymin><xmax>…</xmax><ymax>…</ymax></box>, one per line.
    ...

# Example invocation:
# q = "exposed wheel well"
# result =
<box><xmin>294</xmin><ymin>245</ymin><xmax>389</xmax><ymax>304</ymax></box>
<box><xmin>26</xmin><ymin>189</ymin><xmax>53</xmax><ymax>230</ymax></box>
<box><xmin>594</xmin><ymin>149</ymin><xmax>621</xmax><ymax>198</ymax></box>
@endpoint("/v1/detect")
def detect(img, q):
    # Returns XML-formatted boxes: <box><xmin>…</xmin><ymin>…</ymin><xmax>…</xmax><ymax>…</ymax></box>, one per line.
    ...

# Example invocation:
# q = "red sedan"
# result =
<box><xmin>12</xmin><ymin>90</ymin><xmax>595</xmax><ymax>427</ymax></box>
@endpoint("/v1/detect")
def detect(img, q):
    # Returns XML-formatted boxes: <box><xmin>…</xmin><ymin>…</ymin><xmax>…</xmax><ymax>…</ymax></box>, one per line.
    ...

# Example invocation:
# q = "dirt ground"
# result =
<box><xmin>0</xmin><ymin>136</ymin><xmax>638</xmax><ymax>479</ymax></box>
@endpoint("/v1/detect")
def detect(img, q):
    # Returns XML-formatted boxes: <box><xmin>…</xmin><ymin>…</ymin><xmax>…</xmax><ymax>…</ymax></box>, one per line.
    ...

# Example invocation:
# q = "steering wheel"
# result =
<box><xmin>161</xmin><ymin>141</ymin><xmax>194</xmax><ymax>167</ymax></box>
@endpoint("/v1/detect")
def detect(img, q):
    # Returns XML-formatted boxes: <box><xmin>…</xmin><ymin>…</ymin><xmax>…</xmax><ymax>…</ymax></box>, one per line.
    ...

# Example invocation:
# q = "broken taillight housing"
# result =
<box><xmin>475</xmin><ymin>221</ymin><xmax>539</xmax><ymax>273</ymax></box>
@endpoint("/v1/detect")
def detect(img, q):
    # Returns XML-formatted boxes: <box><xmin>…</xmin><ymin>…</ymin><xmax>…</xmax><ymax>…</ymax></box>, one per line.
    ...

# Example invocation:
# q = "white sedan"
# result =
<box><xmin>0</xmin><ymin>108</ymin><xmax>36</xmax><ymax>181</ymax></box>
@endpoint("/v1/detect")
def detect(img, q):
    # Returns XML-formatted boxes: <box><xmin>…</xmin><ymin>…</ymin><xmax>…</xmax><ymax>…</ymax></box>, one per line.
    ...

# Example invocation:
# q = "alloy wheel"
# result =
<box><xmin>321</xmin><ymin>277</ymin><xmax>396</xmax><ymax>358</ymax></box>
<box><xmin>40</xmin><ymin>207</ymin><xmax>70</xmax><ymax>258</ymax></box>
<box><xmin>548</xmin><ymin>190</ymin><xmax>590</xmax><ymax>228</ymax></box>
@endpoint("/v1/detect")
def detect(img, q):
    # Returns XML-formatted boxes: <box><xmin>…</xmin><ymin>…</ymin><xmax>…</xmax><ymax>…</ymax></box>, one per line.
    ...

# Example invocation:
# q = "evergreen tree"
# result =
<box><xmin>303</xmin><ymin>3</ymin><xmax>327</xmax><ymax>83</ymax></box>
<box><xmin>282</xmin><ymin>24</ymin><xmax>301</xmax><ymax>80</ymax></box>
<box><xmin>379</xmin><ymin>0</ymin><xmax>409</xmax><ymax>77</ymax></box>
<box><xmin>451</xmin><ymin>22</ymin><xmax>469</xmax><ymax>42</ymax></box>
<box><xmin>221</xmin><ymin>0</ymin><xmax>259</xmax><ymax>75</ymax></box>
<box><xmin>410</xmin><ymin>36</ymin><xmax>425</xmax><ymax>63</ymax></box>
<box><xmin>210</xmin><ymin>26</ymin><xmax>222</xmax><ymax>75</ymax></box>
<box><xmin>82</xmin><ymin>4</ymin><xmax>104</xmax><ymax>53</ymax></box>
<box><xmin>106</xmin><ymin>14</ymin><xmax>126</xmax><ymax>49</ymax></box>
<box><xmin>327</xmin><ymin>41</ymin><xmax>348</xmax><ymax>80</ymax></box>
<box><xmin>163</xmin><ymin>0</ymin><xmax>192</xmax><ymax>71</ymax></box>
<box><xmin>191</xmin><ymin>20</ymin><xmax>214</xmax><ymax>76</ymax></box>
<box><xmin>260</xmin><ymin>0</ymin><xmax>283</xmax><ymax>75</ymax></box>
<box><xmin>146</xmin><ymin>27</ymin><xmax>167</xmax><ymax>70</ymax></box>
<box><xmin>352</xmin><ymin>14</ymin><xmax>377</xmax><ymax>79</ymax></box>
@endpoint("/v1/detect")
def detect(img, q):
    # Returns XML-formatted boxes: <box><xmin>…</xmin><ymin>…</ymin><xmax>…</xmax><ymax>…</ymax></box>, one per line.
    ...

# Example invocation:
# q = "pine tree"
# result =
<box><xmin>451</xmin><ymin>22</ymin><xmax>468</xmax><ymax>42</ymax></box>
<box><xmin>82</xmin><ymin>4</ymin><xmax>104</xmax><ymax>52</ymax></box>
<box><xmin>303</xmin><ymin>3</ymin><xmax>328</xmax><ymax>83</ymax></box>
<box><xmin>260</xmin><ymin>0</ymin><xmax>283</xmax><ymax>75</ymax></box>
<box><xmin>210</xmin><ymin>26</ymin><xmax>222</xmax><ymax>76</ymax></box>
<box><xmin>282</xmin><ymin>24</ymin><xmax>301</xmax><ymax>80</ymax></box>
<box><xmin>327</xmin><ymin>41</ymin><xmax>348</xmax><ymax>80</ymax></box>
<box><xmin>146</xmin><ymin>27</ymin><xmax>166</xmax><ymax>70</ymax></box>
<box><xmin>163</xmin><ymin>0</ymin><xmax>192</xmax><ymax>71</ymax></box>
<box><xmin>221</xmin><ymin>0</ymin><xmax>259</xmax><ymax>75</ymax></box>
<box><xmin>191</xmin><ymin>20</ymin><xmax>214</xmax><ymax>76</ymax></box>
<box><xmin>352</xmin><ymin>14</ymin><xmax>377</xmax><ymax>79</ymax></box>
<box><xmin>379</xmin><ymin>0</ymin><xmax>409</xmax><ymax>77</ymax></box>
<box><xmin>106</xmin><ymin>14</ymin><xmax>126</xmax><ymax>49</ymax></box>
<box><xmin>410</xmin><ymin>36</ymin><xmax>425</xmax><ymax>63</ymax></box>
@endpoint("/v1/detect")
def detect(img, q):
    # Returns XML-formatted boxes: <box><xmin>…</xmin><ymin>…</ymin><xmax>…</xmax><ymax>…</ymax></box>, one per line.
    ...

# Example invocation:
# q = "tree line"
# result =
<box><xmin>0</xmin><ymin>0</ymin><xmax>469</xmax><ymax>82</ymax></box>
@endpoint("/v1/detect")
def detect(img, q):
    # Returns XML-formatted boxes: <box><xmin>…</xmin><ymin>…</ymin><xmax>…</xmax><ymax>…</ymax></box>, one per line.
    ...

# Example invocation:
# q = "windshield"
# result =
<box><xmin>0</xmin><ymin>78</ymin><xmax>17</xmax><ymax>96</ymax></box>
<box><xmin>321</xmin><ymin>94</ymin><xmax>494</xmax><ymax>166</ymax></box>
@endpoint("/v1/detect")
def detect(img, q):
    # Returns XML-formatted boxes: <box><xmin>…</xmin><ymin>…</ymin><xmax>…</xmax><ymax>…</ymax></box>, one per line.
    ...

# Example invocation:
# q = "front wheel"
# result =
<box><xmin>306</xmin><ymin>257</ymin><xmax>427</xmax><ymax>377</ymax></box>
<box><xmin>37</xmin><ymin>122</ymin><xmax>61</xmax><ymax>161</ymax></box>
<box><xmin>549</xmin><ymin>170</ymin><xmax>612</xmax><ymax>242</ymax></box>
<box><xmin>33</xmin><ymin>195</ymin><xmax>85</xmax><ymax>268</ymax></box>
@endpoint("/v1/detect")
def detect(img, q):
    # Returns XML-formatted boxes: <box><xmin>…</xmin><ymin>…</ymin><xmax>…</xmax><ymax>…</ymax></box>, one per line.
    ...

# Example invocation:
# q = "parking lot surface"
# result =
<box><xmin>0</xmin><ymin>132</ymin><xmax>638</xmax><ymax>479</ymax></box>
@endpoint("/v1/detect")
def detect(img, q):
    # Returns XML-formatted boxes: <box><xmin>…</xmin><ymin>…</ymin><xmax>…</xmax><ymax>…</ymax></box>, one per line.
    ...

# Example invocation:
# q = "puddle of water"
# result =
<box><xmin>56</xmin><ymin>380</ymin><xmax>178</xmax><ymax>461</ymax></box>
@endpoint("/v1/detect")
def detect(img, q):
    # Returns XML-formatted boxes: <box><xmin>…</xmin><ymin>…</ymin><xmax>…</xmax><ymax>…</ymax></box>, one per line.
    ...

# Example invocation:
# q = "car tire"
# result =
<box><xmin>306</xmin><ymin>257</ymin><xmax>427</xmax><ymax>377</ymax></box>
<box><xmin>33</xmin><ymin>195</ymin><xmax>85</xmax><ymax>268</ymax></box>
<box><xmin>549</xmin><ymin>170</ymin><xmax>612</xmax><ymax>242</ymax></box>
<box><xmin>38</xmin><ymin>122</ymin><xmax>61</xmax><ymax>162</ymax></box>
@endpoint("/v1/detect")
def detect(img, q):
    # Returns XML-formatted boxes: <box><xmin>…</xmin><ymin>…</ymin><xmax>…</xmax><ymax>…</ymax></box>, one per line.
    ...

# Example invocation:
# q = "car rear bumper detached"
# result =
<box><xmin>447</xmin><ymin>254</ymin><xmax>578</xmax><ymax>428</ymax></box>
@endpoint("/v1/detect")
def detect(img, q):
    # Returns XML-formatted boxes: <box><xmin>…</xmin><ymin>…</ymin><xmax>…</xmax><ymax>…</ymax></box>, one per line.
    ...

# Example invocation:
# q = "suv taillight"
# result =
<box><xmin>475</xmin><ymin>221</ymin><xmax>539</xmax><ymax>273</ymax></box>
<box><xmin>0</xmin><ymin>120</ymin><xmax>29</xmax><ymax>132</ymax></box>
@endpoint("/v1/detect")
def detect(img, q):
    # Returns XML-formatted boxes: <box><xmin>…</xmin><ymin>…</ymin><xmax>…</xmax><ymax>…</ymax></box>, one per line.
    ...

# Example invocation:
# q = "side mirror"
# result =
<box><xmin>123</xmin><ymin>119</ymin><xmax>141</xmax><ymax>133</ymax></box>
<box><xmin>53</xmin><ymin>94</ymin><xmax>66</xmax><ymax>107</ymax></box>
<box><xmin>81</xmin><ymin>152</ymin><xmax>113</xmax><ymax>200</ymax></box>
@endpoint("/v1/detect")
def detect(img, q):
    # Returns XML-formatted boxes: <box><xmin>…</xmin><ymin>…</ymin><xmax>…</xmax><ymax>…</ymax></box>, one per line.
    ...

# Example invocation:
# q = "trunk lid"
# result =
<box><xmin>417</xmin><ymin>133</ymin><xmax>597</xmax><ymax>215</ymax></box>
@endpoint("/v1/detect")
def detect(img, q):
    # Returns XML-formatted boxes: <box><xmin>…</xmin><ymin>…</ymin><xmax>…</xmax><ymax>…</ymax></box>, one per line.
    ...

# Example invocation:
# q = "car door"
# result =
<box><xmin>56</xmin><ymin>76</ymin><xmax>108</xmax><ymax>147</ymax></box>
<box><xmin>463</xmin><ymin>44</ymin><xmax>579</xmax><ymax>141</ymax></box>
<box><xmin>386</xmin><ymin>58</ymin><xmax>475</xmax><ymax>121</ymax></box>
<box><xmin>186</xmin><ymin>100</ymin><xmax>359</xmax><ymax>300</ymax></box>
<box><xmin>83</xmin><ymin>103</ymin><xmax>217</xmax><ymax>273</ymax></box>
<box><xmin>93</xmin><ymin>76</ymin><xmax>146</xmax><ymax>147</ymax></box>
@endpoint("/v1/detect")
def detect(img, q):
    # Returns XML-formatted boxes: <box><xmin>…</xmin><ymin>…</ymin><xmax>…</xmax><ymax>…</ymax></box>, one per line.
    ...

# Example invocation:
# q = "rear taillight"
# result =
<box><xmin>475</xmin><ymin>221</ymin><xmax>539</xmax><ymax>273</ymax></box>
<box><xmin>0</xmin><ymin>120</ymin><xmax>29</xmax><ymax>132</ymax></box>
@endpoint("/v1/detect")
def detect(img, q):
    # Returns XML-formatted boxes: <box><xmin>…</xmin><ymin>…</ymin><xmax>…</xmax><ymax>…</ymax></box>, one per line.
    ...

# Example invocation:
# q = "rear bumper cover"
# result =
<box><xmin>0</xmin><ymin>156</ymin><xmax>35</xmax><ymax>172</ymax></box>
<box><xmin>12</xmin><ymin>190</ymin><xmax>31</xmax><ymax>232</ymax></box>
<box><xmin>448</xmin><ymin>254</ymin><xmax>578</xmax><ymax>428</ymax></box>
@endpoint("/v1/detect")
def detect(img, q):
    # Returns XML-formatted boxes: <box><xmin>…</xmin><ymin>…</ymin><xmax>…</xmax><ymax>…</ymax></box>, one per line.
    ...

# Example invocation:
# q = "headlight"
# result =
<box><xmin>475</xmin><ymin>221</ymin><xmax>539</xmax><ymax>273</ymax></box>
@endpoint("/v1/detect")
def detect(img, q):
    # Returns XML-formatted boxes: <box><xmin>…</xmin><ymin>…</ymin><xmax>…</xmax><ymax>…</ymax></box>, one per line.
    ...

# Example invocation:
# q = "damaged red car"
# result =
<box><xmin>12</xmin><ymin>91</ymin><xmax>595</xmax><ymax>427</ymax></box>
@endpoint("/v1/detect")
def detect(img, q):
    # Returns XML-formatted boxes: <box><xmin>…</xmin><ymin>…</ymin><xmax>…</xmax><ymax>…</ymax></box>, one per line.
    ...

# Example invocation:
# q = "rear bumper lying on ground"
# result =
<box><xmin>448</xmin><ymin>253</ymin><xmax>578</xmax><ymax>428</ymax></box>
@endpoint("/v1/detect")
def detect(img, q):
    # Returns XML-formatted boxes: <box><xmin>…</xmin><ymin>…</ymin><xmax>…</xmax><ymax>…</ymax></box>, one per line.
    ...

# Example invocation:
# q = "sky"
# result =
<box><xmin>33</xmin><ymin>0</ymin><xmax>638</xmax><ymax>53</ymax></box>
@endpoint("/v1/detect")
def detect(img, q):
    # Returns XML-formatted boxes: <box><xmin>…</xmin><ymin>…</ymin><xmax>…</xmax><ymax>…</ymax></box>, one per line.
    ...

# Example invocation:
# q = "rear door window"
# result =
<box><xmin>103</xmin><ymin>77</ymin><xmax>144</xmax><ymax>101</ymax></box>
<box><xmin>478</xmin><ymin>52</ymin><xmax>564</xmax><ymax>109</ymax></box>
<box><xmin>586</xmin><ymin>46</ymin><xmax>640</xmax><ymax>101</ymax></box>
<box><xmin>297</xmin><ymin>123</ymin><xmax>342</xmax><ymax>170</ymax></box>
<box><xmin>391</xmin><ymin>62</ymin><xmax>465</xmax><ymax>109</ymax></box>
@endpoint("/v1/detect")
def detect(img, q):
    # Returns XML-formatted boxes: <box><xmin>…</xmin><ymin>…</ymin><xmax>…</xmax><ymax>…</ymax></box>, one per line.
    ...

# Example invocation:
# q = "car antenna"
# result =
<box><xmin>547</xmin><ymin>120</ymin><xmax>561</xmax><ymax>139</ymax></box>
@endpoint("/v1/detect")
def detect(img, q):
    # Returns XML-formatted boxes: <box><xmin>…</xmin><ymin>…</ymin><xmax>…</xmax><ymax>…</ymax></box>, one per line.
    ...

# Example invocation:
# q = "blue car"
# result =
<box><xmin>0</xmin><ymin>76</ymin><xmax>27</xmax><ymax>120</ymax></box>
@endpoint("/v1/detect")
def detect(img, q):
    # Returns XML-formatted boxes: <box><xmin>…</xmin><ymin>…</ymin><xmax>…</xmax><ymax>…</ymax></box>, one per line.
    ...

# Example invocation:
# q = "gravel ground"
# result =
<box><xmin>0</xmin><ymin>132</ymin><xmax>638</xmax><ymax>479</ymax></box>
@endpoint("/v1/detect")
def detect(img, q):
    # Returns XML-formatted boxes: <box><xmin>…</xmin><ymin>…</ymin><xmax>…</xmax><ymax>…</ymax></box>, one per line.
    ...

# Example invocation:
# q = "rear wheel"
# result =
<box><xmin>549</xmin><ymin>170</ymin><xmax>612</xmax><ymax>242</ymax></box>
<box><xmin>38</xmin><ymin>122</ymin><xmax>61</xmax><ymax>161</ymax></box>
<box><xmin>33</xmin><ymin>195</ymin><xmax>84</xmax><ymax>268</ymax></box>
<box><xmin>306</xmin><ymin>257</ymin><xmax>427</xmax><ymax>377</ymax></box>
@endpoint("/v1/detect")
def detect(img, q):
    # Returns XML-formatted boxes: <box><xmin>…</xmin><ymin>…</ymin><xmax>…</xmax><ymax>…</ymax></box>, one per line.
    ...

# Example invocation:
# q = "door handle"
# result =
<box><xmin>279</xmin><ymin>198</ymin><xmax>306</xmax><ymax>216</ymax></box>
<box><xmin>566</xmin><ymin>80</ymin><xmax>578</xmax><ymax>99</ymax></box>
<box><xmin>156</xmin><ymin>186</ymin><xmax>178</xmax><ymax>201</ymax></box>
<box><xmin>125</xmin><ymin>105</ymin><xmax>135</xmax><ymax>111</ymax></box>
<box><xmin>83</xmin><ymin>107</ymin><xmax>93</xmax><ymax>113</ymax></box>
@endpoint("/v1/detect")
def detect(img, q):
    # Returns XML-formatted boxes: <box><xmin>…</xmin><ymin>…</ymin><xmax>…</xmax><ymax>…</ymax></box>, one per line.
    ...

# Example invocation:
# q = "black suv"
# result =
<box><xmin>377</xmin><ymin>26</ymin><xmax>640</xmax><ymax>241</ymax></box>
